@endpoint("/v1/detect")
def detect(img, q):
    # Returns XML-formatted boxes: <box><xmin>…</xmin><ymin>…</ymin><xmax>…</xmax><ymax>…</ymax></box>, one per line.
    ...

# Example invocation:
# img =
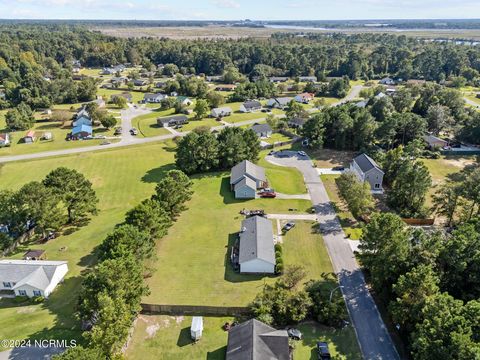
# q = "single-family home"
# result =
<box><xmin>267</xmin><ymin>97</ymin><xmax>292</xmax><ymax>109</ymax></box>
<box><xmin>288</xmin><ymin>117</ymin><xmax>307</xmax><ymax>129</ymax></box>
<box><xmin>226</xmin><ymin>319</ymin><xmax>290</xmax><ymax>360</ymax></box>
<box><xmin>111</xmin><ymin>92</ymin><xmax>133</xmax><ymax>103</ymax></box>
<box><xmin>23</xmin><ymin>131</ymin><xmax>36</xmax><ymax>144</ymax></box>
<box><xmin>72</xmin><ymin>114</ymin><xmax>92</xmax><ymax>127</ymax></box>
<box><xmin>238</xmin><ymin>216</ymin><xmax>276</xmax><ymax>274</ymax></box>
<box><xmin>386</xmin><ymin>88</ymin><xmax>397</xmax><ymax>95</ymax></box>
<box><xmin>157</xmin><ymin>115</ymin><xmax>189</xmax><ymax>128</ymax></box>
<box><xmin>350</xmin><ymin>153</ymin><xmax>384</xmax><ymax>192</ymax></box>
<box><xmin>239</xmin><ymin>100</ymin><xmax>262</xmax><ymax>113</ymax></box>
<box><xmin>176</xmin><ymin>96</ymin><xmax>193</xmax><ymax>106</ymax></box>
<box><xmin>143</xmin><ymin>93</ymin><xmax>168</xmax><ymax>103</ymax></box>
<box><xmin>133</xmin><ymin>79</ymin><xmax>148</xmax><ymax>87</ymax></box>
<box><xmin>206</xmin><ymin>75</ymin><xmax>222</xmax><ymax>82</ymax></box>
<box><xmin>0</xmin><ymin>260</ymin><xmax>68</xmax><ymax>298</ymax></box>
<box><xmin>355</xmin><ymin>100</ymin><xmax>369</xmax><ymax>108</ymax></box>
<box><xmin>155</xmin><ymin>81</ymin><xmax>166</xmax><ymax>88</ymax></box>
<box><xmin>42</xmin><ymin>132</ymin><xmax>53</xmax><ymax>141</ymax></box>
<box><xmin>0</xmin><ymin>133</ymin><xmax>10</xmax><ymax>147</ymax></box>
<box><xmin>294</xmin><ymin>92</ymin><xmax>314</xmax><ymax>104</ymax></box>
<box><xmin>230</xmin><ymin>160</ymin><xmax>267</xmax><ymax>199</ymax></box>
<box><xmin>23</xmin><ymin>250</ymin><xmax>46</xmax><ymax>261</ymax></box>
<box><xmin>379</xmin><ymin>77</ymin><xmax>396</xmax><ymax>85</ymax></box>
<box><xmin>299</xmin><ymin>76</ymin><xmax>317</xmax><ymax>82</ymax></box>
<box><xmin>101</xmin><ymin>68</ymin><xmax>117</xmax><ymax>75</ymax></box>
<box><xmin>251</xmin><ymin>123</ymin><xmax>273</xmax><ymax>138</ymax></box>
<box><xmin>72</xmin><ymin>124</ymin><xmax>93</xmax><ymax>139</ymax></box>
<box><xmin>110</xmin><ymin>76</ymin><xmax>128</xmax><ymax>86</ymax></box>
<box><xmin>423</xmin><ymin>134</ymin><xmax>449</xmax><ymax>149</ymax></box>
<box><xmin>375</xmin><ymin>92</ymin><xmax>387</xmax><ymax>100</ymax></box>
<box><xmin>215</xmin><ymin>84</ymin><xmax>237</xmax><ymax>92</ymax></box>
<box><xmin>269</xmin><ymin>76</ymin><xmax>289</xmax><ymax>83</ymax></box>
<box><xmin>211</xmin><ymin>107</ymin><xmax>232</xmax><ymax>118</ymax></box>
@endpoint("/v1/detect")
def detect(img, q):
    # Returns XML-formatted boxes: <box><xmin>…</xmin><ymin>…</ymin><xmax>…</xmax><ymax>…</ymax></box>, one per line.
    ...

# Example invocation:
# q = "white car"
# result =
<box><xmin>298</xmin><ymin>151</ymin><xmax>307</xmax><ymax>157</ymax></box>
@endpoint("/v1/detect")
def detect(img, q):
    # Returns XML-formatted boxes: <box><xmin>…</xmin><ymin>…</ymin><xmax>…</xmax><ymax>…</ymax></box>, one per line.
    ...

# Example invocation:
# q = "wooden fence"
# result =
<box><xmin>140</xmin><ymin>303</ymin><xmax>250</xmax><ymax>317</ymax></box>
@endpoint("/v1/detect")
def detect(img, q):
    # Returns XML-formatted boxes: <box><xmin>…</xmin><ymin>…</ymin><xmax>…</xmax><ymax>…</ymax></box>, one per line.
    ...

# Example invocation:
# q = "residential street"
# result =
<box><xmin>266</xmin><ymin>151</ymin><xmax>400</xmax><ymax>360</ymax></box>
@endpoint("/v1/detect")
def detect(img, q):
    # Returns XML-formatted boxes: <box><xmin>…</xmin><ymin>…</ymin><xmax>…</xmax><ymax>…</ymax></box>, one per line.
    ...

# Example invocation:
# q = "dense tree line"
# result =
<box><xmin>175</xmin><ymin>127</ymin><xmax>261</xmax><ymax>174</ymax></box>
<box><xmin>2</xmin><ymin>25</ymin><xmax>480</xmax><ymax>111</ymax></box>
<box><xmin>56</xmin><ymin>170</ymin><xmax>193</xmax><ymax>359</ymax></box>
<box><xmin>0</xmin><ymin>167</ymin><xmax>98</xmax><ymax>250</ymax></box>
<box><xmin>358</xmin><ymin>212</ymin><xmax>480</xmax><ymax>359</ymax></box>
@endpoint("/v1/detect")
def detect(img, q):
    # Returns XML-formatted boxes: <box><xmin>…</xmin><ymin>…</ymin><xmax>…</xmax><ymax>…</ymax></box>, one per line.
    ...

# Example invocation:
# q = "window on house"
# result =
<box><xmin>18</xmin><ymin>290</ymin><xmax>27</xmax><ymax>296</ymax></box>
<box><xmin>375</xmin><ymin>184</ymin><xmax>380</xmax><ymax>189</ymax></box>
<box><xmin>3</xmin><ymin>282</ymin><xmax>11</xmax><ymax>288</ymax></box>
<box><xmin>33</xmin><ymin>290</ymin><xmax>42</xmax><ymax>297</ymax></box>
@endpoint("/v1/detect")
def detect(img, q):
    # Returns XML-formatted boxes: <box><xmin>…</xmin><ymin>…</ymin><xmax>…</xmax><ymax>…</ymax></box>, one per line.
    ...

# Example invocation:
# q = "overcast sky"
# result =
<box><xmin>1</xmin><ymin>0</ymin><xmax>480</xmax><ymax>20</ymax></box>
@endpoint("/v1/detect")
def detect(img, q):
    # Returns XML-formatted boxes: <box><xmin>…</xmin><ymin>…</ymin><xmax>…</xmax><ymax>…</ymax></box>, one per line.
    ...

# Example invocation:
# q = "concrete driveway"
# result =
<box><xmin>0</xmin><ymin>347</ymin><xmax>64</xmax><ymax>360</ymax></box>
<box><xmin>266</xmin><ymin>151</ymin><xmax>399</xmax><ymax>360</ymax></box>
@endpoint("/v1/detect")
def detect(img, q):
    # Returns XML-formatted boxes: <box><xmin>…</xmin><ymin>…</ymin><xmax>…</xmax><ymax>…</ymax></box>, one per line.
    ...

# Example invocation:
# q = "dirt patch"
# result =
<box><xmin>17</xmin><ymin>306</ymin><xmax>36</xmax><ymax>314</ymax></box>
<box><xmin>309</xmin><ymin>149</ymin><xmax>355</xmax><ymax>168</ymax></box>
<box><xmin>145</xmin><ymin>323</ymin><xmax>160</xmax><ymax>338</ymax></box>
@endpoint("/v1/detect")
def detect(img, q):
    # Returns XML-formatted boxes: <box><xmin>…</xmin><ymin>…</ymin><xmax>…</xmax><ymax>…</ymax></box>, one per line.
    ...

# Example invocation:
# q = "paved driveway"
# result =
<box><xmin>266</xmin><ymin>151</ymin><xmax>399</xmax><ymax>360</ymax></box>
<box><xmin>0</xmin><ymin>347</ymin><xmax>64</xmax><ymax>360</ymax></box>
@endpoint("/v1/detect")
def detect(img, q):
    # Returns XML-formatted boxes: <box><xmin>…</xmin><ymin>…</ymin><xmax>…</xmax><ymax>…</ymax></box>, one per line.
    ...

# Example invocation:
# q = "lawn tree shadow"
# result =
<box><xmin>206</xmin><ymin>346</ymin><xmax>227</xmax><ymax>360</ymax></box>
<box><xmin>141</xmin><ymin>163</ymin><xmax>176</xmax><ymax>183</ymax></box>
<box><xmin>176</xmin><ymin>327</ymin><xmax>194</xmax><ymax>347</ymax></box>
<box><xmin>224</xmin><ymin>233</ymin><xmax>276</xmax><ymax>283</ymax></box>
<box><xmin>36</xmin><ymin>123</ymin><xmax>62</xmax><ymax>130</ymax></box>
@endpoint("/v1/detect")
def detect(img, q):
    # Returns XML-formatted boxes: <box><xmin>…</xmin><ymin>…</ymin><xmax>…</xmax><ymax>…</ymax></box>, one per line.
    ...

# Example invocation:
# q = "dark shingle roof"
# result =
<box><xmin>353</xmin><ymin>153</ymin><xmax>382</xmax><ymax>173</ymax></box>
<box><xmin>243</xmin><ymin>100</ymin><xmax>262</xmax><ymax>110</ymax></box>
<box><xmin>239</xmin><ymin>216</ymin><xmax>275</xmax><ymax>265</ymax></box>
<box><xmin>251</xmin><ymin>124</ymin><xmax>272</xmax><ymax>135</ymax></box>
<box><xmin>226</xmin><ymin>319</ymin><xmax>289</xmax><ymax>360</ymax></box>
<box><xmin>157</xmin><ymin>115</ymin><xmax>188</xmax><ymax>125</ymax></box>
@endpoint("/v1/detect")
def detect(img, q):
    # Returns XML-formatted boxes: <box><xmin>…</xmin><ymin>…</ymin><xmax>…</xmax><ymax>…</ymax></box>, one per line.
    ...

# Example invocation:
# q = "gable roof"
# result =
<box><xmin>270</xmin><ymin>97</ymin><xmax>292</xmax><ymax>106</ymax></box>
<box><xmin>234</xmin><ymin>176</ymin><xmax>257</xmax><ymax>192</ymax></box>
<box><xmin>0</xmin><ymin>260</ymin><xmax>67</xmax><ymax>292</ymax></box>
<box><xmin>353</xmin><ymin>153</ymin><xmax>383</xmax><ymax>174</ymax></box>
<box><xmin>288</xmin><ymin>117</ymin><xmax>307</xmax><ymax>126</ymax></box>
<box><xmin>157</xmin><ymin>115</ymin><xmax>188</xmax><ymax>125</ymax></box>
<box><xmin>226</xmin><ymin>319</ymin><xmax>289</xmax><ymax>360</ymax></box>
<box><xmin>230</xmin><ymin>160</ymin><xmax>266</xmax><ymax>185</ymax></box>
<box><xmin>144</xmin><ymin>93</ymin><xmax>166</xmax><ymax>100</ymax></box>
<box><xmin>243</xmin><ymin>100</ymin><xmax>262</xmax><ymax>110</ymax></box>
<box><xmin>423</xmin><ymin>134</ymin><xmax>448</xmax><ymax>146</ymax></box>
<box><xmin>239</xmin><ymin>216</ymin><xmax>275</xmax><ymax>265</ymax></box>
<box><xmin>72</xmin><ymin>124</ymin><xmax>92</xmax><ymax>134</ymax></box>
<box><xmin>251</xmin><ymin>124</ymin><xmax>272</xmax><ymax>135</ymax></box>
<box><xmin>212</xmin><ymin>107</ymin><xmax>232</xmax><ymax>114</ymax></box>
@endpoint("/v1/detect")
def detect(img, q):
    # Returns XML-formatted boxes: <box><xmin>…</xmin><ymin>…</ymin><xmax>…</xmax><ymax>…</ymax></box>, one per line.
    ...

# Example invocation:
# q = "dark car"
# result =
<box><xmin>283</xmin><ymin>222</ymin><xmax>296</xmax><ymax>231</ymax></box>
<box><xmin>130</xmin><ymin>128</ymin><xmax>138</xmax><ymax>135</ymax></box>
<box><xmin>287</xmin><ymin>328</ymin><xmax>302</xmax><ymax>340</ymax></box>
<box><xmin>332</xmin><ymin>166</ymin><xmax>345</xmax><ymax>171</ymax></box>
<box><xmin>114</xmin><ymin>127</ymin><xmax>122</xmax><ymax>135</ymax></box>
<box><xmin>317</xmin><ymin>342</ymin><xmax>331</xmax><ymax>359</ymax></box>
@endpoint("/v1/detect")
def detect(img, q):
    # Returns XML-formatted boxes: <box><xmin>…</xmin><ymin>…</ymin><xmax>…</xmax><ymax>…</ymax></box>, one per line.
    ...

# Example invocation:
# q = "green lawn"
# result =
<box><xmin>321</xmin><ymin>175</ymin><xmax>363</xmax><ymax>240</ymax></box>
<box><xmin>132</xmin><ymin>110</ymin><xmax>176</xmax><ymax>137</ymax></box>
<box><xmin>264</xmin><ymin>132</ymin><xmax>292</xmax><ymax>145</ymax></box>
<box><xmin>282</xmin><ymin>221</ymin><xmax>333</xmax><ymax>280</ymax></box>
<box><xmin>180</xmin><ymin>118</ymin><xmax>220</xmax><ymax>132</ymax></box>
<box><xmin>96</xmin><ymin>88</ymin><xmax>146</xmax><ymax>104</ymax></box>
<box><xmin>126</xmin><ymin>315</ymin><xmax>232</xmax><ymax>360</ymax></box>
<box><xmin>144</xmin><ymin>173</ymin><xmax>312</xmax><ymax>306</ymax></box>
<box><xmin>0</xmin><ymin>141</ymin><xmax>176</xmax><ymax>349</ymax></box>
<box><xmin>258</xmin><ymin>155</ymin><xmax>306</xmax><ymax>195</ymax></box>
<box><xmin>294</xmin><ymin>322</ymin><xmax>362</xmax><ymax>360</ymax></box>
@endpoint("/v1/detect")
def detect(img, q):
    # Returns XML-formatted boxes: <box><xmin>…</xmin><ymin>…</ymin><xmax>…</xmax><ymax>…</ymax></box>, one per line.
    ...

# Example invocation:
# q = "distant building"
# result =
<box><xmin>240</xmin><ymin>100</ymin><xmax>262</xmax><ymax>113</ymax></box>
<box><xmin>0</xmin><ymin>133</ymin><xmax>10</xmax><ymax>147</ymax></box>
<box><xmin>267</xmin><ymin>97</ymin><xmax>292</xmax><ymax>109</ymax></box>
<box><xmin>423</xmin><ymin>134</ymin><xmax>449</xmax><ymax>149</ymax></box>
<box><xmin>294</xmin><ymin>93</ymin><xmax>314</xmax><ymax>104</ymax></box>
<box><xmin>72</xmin><ymin>124</ymin><xmax>93</xmax><ymax>139</ymax></box>
<box><xmin>288</xmin><ymin>117</ymin><xmax>307</xmax><ymax>129</ymax></box>
<box><xmin>379</xmin><ymin>77</ymin><xmax>395</xmax><ymax>85</ymax></box>
<box><xmin>143</xmin><ymin>93</ymin><xmax>168</xmax><ymax>103</ymax></box>
<box><xmin>226</xmin><ymin>319</ymin><xmax>290</xmax><ymax>360</ymax></box>
<box><xmin>0</xmin><ymin>260</ymin><xmax>68</xmax><ymax>298</ymax></box>
<box><xmin>349</xmin><ymin>153</ymin><xmax>384</xmax><ymax>193</ymax></box>
<box><xmin>176</xmin><ymin>96</ymin><xmax>193</xmax><ymax>106</ymax></box>
<box><xmin>157</xmin><ymin>115</ymin><xmax>188</xmax><ymax>128</ymax></box>
<box><xmin>269</xmin><ymin>76</ymin><xmax>289</xmax><ymax>83</ymax></box>
<box><xmin>211</xmin><ymin>107</ymin><xmax>232</xmax><ymax>118</ymax></box>
<box><xmin>251</xmin><ymin>123</ymin><xmax>272</xmax><ymax>138</ymax></box>
<box><xmin>299</xmin><ymin>76</ymin><xmax>317</xmax><ymax>82</ymax></box>
<box><xmin>133</xmin><ymin>79</ymin><xmax>148</xmax><ymax>87</ymax></box>
<box><xmin>23</xmin><ymin>131</ymin><xmax>36</xmax><ymax>144</ymax></box>
<box><xmin>111</xmin><ymin>92</ymin><xmax>133</xmax><ymax>103</ymax></box>
<box><xmin>215</xmin><ymin>84</ymin><xmax>237</xmax><ymax>92</ymax></box>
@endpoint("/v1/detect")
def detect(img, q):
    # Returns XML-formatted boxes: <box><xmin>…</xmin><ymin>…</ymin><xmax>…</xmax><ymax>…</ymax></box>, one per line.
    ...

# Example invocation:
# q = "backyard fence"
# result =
<box><xmin>140</xmin><ymin>304</ymin><xmax>250</xmax><ymax>317</ymax></box>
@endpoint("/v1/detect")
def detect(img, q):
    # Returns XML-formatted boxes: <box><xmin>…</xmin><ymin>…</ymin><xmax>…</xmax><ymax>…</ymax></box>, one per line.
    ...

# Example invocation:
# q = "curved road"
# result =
<box><xmin>266</xmin><ymin>151</ymin><xmax>399</xmax><ymax>360</ymax></box>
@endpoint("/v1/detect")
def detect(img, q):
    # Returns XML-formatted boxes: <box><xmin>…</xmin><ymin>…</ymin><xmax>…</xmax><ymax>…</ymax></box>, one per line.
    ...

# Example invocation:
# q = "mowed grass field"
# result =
<box><xmin>0</xmin><ymin>141</ymin><xmax>176</xmax><ymax>349</ymax></box>
<box><xmin>144</xmin><ymin>172</ymin><xmax>312</xmax><ymax>306</ymax></box>
<box><xmin>258</xmin><ymin>155</ymin><xmax>307</xmax><ymax>195</ymax></box>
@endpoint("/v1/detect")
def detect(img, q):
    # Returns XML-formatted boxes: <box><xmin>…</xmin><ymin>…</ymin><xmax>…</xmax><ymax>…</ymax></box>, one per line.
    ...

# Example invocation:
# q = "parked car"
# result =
<box><xmin>317</xmin><ymin>342</ymin><xmax>331</xmax><ymax>359</ymax></box>
<box><xmin>130</xmin><ymin>128</ymin><xmax>138</xmax><ymax>135</ymax></box>
<box><xmin>287</xmin><ymin>328</ymin><xmax>302</xmax><ymax>340</ymax></box>
<box><xmin>94</xmin><ymin>135</ymin><xmax>106</xmax><ymax>139</ymax></box>
<box><xmin>114</xmin><ymin>127</ymin><xmax>122</xmax><ymax>135</ymax></box>
<box><xmin>100</xmin><ymin>141</ymin><xmax>111</xmax><ymax>145</ymax></box>
<box><xmin>259</xmin><ymin>190</ymin><xmax>276</xmax><ymax>198</ymax></box>
<box><xmin>277</xmin><ymin>152</ymin><xmax>290</xmax><ymax>158</ymax></box>
<box><xmin>332</xmin><ymin>166</ymin><xmax>345</xmax><ymax>171</ymax></box>
<box><xmin>298</xmin><ymin>151</ymin><xmax>307</xmax><ymax>157</ymax></box>
<box><xmin>283</xmin><ymin>222</ymin><xmax>296</xmax><ymax>231</ymax></box>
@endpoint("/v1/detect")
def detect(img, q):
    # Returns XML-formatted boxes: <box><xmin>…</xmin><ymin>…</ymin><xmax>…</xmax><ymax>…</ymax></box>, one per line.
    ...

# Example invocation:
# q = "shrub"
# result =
<box><xmin>275</xmin><ymin>250</ymin><xmax>282</xmax><ymax>259</ymax></box>
<box><xmin>274</xmin><ymin>243</ymin><xmax>282</xmax><ymax>253</ymax></box>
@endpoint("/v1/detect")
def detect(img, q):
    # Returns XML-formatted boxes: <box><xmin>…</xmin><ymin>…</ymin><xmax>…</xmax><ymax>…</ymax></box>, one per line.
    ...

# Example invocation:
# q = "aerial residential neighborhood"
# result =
<box><xmin>1</xmin><ymin>3</ymin><xmax>480</xmax><ymax>360</ymax></box>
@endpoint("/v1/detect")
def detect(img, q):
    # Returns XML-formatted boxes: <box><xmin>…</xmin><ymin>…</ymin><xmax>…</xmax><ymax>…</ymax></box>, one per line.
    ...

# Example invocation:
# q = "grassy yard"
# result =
<box><xmin>306</xmin><ymin>148</ymin><xmax>355</xmax><ymax>168</ymax></box>
<box><xmin>144</xmin><ymin>173</ymin><xmax>312</xmax><ymax>306</ymax></box>
<box><xmin>131</xmin><ymin>110</ymin><xmax>176</xmax><ymax>137</ymax></box>
<box><xmin>258</xmin><ymin>155</ymin><xmax>306</xmax><ymax>195</ymax></box>
<box><xmin>321</xmin><ymin>175</ymin><xmax>363</xmax><ymax>240</ymax></box>
<box><xmin>96</xmin><ymin>88</ymin><xmax>146</xmax><ymax>104</ymax></box>
<box><xmin>125</xmin><ymin>315</ymin><xmax>361</xmax><ymax>360</ymax></box>
<box><xmin>0</xmin><ymin>141</ymin><xmax>176</xmax><ymax>349</ymax></box>
<box><xmin>263</xmin><ymin>132</ymin><xmax>292</xmax><ymax>145</ymax></box>
<box><xmin>180</xmin><ymin>118</ymin><xmax>220</xmax><ymax>132</ymax></box>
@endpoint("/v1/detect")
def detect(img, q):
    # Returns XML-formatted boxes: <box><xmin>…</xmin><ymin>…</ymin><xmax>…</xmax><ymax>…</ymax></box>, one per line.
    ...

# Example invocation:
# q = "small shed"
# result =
<box><xmin>190</xmin><ymin>316</ymin><xmax>203</xmax><ymax>341</ymax></box>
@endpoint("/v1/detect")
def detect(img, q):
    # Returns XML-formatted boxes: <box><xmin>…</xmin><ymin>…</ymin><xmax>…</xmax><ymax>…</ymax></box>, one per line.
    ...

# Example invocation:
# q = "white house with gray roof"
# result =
<box><xmin>349</xmin><ymin>153</ymin><xmax>384</xmax><ymax>193</ymax></box>
<box><xmin>0</xmin><ymin>260</ymin><xmax>68</xmax><ymax>298</ymax></box>
<box><xmin>238</xmin><ymin>216</ymin><xmax>275</xmax><ymax>274</ymax></box>
<box><xmin>240</xmin><ymin>100</ymin><xmax>262</xmax><ymax>113</ymax></box>
<box><xmin>230</xmin><ymin>160</ymin><xmax>267</xmax><ymax>199</ymax></box>
<box><xmin>266</xmin><ymin>97</ymin><xmax>292</xmax><ymax>109</ymax></box>
<box><xmin>211</xmin><ymin>107</ymin><xmax>232</xmax><ymax>118</ymax></box>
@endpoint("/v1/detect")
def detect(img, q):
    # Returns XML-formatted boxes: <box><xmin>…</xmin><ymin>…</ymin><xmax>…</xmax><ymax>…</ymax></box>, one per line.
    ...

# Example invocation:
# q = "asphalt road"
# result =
<box><xmin>0</xmin><ymin>347</ymin><xmax>64</xmax><ymax>360</ymax></box>
<box><xmin>266</xmin><ymin>151</ymin><xmax>399</xmax><ymax>360</ymax></box>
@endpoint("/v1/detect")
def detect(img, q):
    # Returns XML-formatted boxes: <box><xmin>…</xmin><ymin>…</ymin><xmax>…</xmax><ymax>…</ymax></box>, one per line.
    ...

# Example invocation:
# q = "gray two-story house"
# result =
<box><xmin>349</xmin><ymin>153</ymin><xmax>384</xmax><ymax>193</ymax></box>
